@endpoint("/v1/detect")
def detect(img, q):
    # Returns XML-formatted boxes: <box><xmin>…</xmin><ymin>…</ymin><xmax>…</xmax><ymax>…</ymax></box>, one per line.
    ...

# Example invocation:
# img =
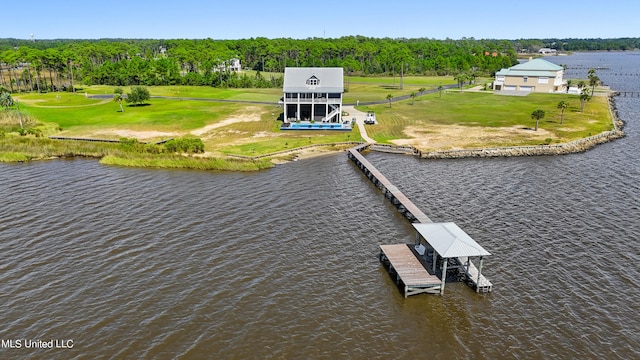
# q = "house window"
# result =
<box><xmin>523</xmin><ymin>76</ymin><xmax>528</xmax><ymax>83</ymax></box>
<box><xmin>306</xmin><ymin>76</ymin><xmax>319</xmax><ymax>86</ymax></box>
<box><xmin>538</xmin><ymin>77</ymin><xmax>549</xmax><ymax>84</ymax></box>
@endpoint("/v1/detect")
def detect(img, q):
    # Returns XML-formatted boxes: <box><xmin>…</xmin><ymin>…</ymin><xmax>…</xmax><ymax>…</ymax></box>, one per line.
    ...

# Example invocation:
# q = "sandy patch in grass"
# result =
<box><xmin>87</xmin><ymin>107</ymin><xmax>264</xmax><ymax>141</ymax></box>
<box><xmin>270</xmin><ymin>146</ymin><xmax>345</xmax><ymax>164</ymax></box>
<box><xmin>253</xmin><ymin>131</ymin><xmax>273</xmax><ymax>138</ymax></box>
<box><xmin>392</xmin><ymin>125</ymin><xmax>553</xmax><ymax>150</ymax></box>
<box><xmin>190</xmin><ymin>107</ymin><xmax>262</xmax><ymax>136</ymax></box>
<box><xmin>17</xmin><ymin>98</ymin><xmax>111</xmax><ymax>107</ymax></box>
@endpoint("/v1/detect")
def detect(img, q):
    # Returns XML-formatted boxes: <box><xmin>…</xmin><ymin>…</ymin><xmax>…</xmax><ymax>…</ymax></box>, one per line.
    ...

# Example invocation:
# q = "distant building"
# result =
<box><xmin>538</xmin><ymin>48</ymin><xmax>558</xmax><ymax>55</ymax></box>
<box><xmin>227</xmin><ymin>58</ymin><xmax>241</xmax><ymax>72</ymax></box>
<box><xmin>493</xmin><ymin>58</ymin><xmax>564</xmax><ymax>93</ymax></box>
<box><xmin>282</xmin><ymin>67</ymin><xmax>343</xmax><ymax>123</ymax></box>
<box><xmin>214</xmin><ymin>58</ymin><xmax>241</xmax><ymax>72</ymax></box>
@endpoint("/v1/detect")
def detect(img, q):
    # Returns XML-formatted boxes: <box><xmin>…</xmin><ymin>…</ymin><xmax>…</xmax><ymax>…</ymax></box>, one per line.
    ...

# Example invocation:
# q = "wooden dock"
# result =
<box><xmin>379</xmin><ymin>244</ymin><xmax>442</xmax><ymax>297</ymax></box>
<box><xmin>349</xmin><ymin>144</ymin><xmax>493</xmax><ymax>296</ymax></box>
<box><xmin>348</xmin><ymin>145</ymin><xmax>431</xmax><ymax>223</ymax></box>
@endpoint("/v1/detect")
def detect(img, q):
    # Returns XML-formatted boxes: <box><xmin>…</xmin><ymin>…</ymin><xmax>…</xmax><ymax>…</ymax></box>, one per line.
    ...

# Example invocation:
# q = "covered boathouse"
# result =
<box><xmin>349</xmin><ymin>144</ymin><xmax>492</xmax><ymax>297</ymax></box>
<box><xmin>379</xmin><ymin>222</ymin><xmax>492</xmax><ymax>297</ymax></box>
<box><xmin>281</xmin><ymin>67</ymin><xmax>350</xmax><ymax>130</ymax></box>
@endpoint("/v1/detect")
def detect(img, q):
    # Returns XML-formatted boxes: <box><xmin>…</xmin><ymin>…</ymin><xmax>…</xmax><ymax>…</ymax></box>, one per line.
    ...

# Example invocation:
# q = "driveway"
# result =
<box><xmin>343</xmin><ymin>105</ymin><xmax>376</xmax><ymax>144</ymax></box>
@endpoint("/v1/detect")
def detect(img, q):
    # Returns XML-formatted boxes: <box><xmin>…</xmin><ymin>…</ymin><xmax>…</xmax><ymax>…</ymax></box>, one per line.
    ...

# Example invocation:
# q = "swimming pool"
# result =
<box><xmin>281</xmin><ymin>122</ymin><xmax>352</xmax><ymax>131</ymax></box>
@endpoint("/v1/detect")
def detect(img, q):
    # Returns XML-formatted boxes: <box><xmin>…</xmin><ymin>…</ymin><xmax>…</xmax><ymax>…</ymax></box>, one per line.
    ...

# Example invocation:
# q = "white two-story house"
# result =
<box><xmin>282</xmin><ymin>67</ymin><xmax>344</xmax><ymax>124</ymax></box>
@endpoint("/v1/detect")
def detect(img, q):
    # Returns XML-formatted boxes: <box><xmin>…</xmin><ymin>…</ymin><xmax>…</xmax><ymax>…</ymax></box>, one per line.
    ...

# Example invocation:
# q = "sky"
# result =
<box><xmin>3</xmin><ymin>0</ymin><xmax>638</xmax><ymax>40</ymax></box>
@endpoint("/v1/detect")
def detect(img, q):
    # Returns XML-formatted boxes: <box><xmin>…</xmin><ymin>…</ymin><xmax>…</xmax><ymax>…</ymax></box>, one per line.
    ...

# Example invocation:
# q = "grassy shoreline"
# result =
<box><xmin>0</xmin><ymin>137</ymin><xmax>274</xmax><ymax>171</ymax></box>
<box><xmin>1</xmin><ymin>80</ymin><xmax>619</xmax><ymax>170</ymax></box>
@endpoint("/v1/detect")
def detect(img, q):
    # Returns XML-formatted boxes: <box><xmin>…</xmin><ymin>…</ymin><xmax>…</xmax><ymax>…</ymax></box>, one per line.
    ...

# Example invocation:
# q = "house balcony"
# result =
<box><xmin>283</xmin><ymin>97</ymin><xmax>342</xmax><ymax>104</ymax></box>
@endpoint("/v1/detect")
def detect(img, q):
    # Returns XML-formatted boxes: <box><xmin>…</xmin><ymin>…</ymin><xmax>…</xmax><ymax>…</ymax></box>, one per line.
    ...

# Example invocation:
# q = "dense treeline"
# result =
<box><xmin>0</xmin><ymin>37</ymin><xmax>518</xmax><ymax>92</ymax></box>
<box><xmin>1</xmin><ymin>36</ymin><xmax>635</xmax><ymax>92</ymax></box>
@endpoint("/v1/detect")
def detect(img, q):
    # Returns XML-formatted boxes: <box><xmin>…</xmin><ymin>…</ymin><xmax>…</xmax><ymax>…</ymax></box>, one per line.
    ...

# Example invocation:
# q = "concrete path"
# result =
<box><xmin>343</xmin><ymin>105</ymin><xmax>376</xmax><ymax>144</ymax></box>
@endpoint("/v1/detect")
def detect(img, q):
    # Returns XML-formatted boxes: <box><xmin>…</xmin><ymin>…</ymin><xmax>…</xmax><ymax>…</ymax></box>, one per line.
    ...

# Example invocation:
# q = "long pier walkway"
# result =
<box><xmin>348</xmin><ymin>144</ymin><xmax>431</xmax><ymax>223</ymax></box>
<box><xmin>349</xmin><ymin>144</ymin><xmax>492</xmax><ymax>296</ymax></box>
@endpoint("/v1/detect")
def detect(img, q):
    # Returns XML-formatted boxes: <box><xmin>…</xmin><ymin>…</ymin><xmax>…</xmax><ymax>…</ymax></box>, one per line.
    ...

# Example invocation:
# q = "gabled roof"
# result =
<box><xmin>496</xmin><ymin>58</ymin><xmax>563</xmax><ymax>77</ymax></box>
<box><xmin>511</xmin><ymin>58</ymin><xmax>563</xmax><ymax>71</ymax></box>
<box><xmin>496</xmin><ymin>69</ymin><xmax>559</xmax><ymax>77</ymax></box>
<box><xmin>283</xmin><ymin>67</ymin><xmax>344</xmax><ymax>93</ymax></box>
<box><xmin>413</xmin><ymin>222</ymin><xmax>491</xmax><ymax>258</ymax></box>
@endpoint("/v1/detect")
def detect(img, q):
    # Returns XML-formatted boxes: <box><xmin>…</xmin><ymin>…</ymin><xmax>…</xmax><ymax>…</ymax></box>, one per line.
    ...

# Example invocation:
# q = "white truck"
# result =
<box><xmin>364</xmin><ymin>111</ymin><xmax>376</xmax><ymax>124</ymax></box>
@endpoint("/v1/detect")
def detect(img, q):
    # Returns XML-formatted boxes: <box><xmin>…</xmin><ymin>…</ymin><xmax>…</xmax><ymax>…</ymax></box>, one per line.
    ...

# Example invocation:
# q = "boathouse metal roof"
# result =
<box><xmin>283</xmin><ymin>67</ymin><xmax>344</xmax><ymax>93</ymax></box>
<box><xmin>413</xmin><ymin>222</ymin><xmax>491</xmax><ymax>258</ymax></box>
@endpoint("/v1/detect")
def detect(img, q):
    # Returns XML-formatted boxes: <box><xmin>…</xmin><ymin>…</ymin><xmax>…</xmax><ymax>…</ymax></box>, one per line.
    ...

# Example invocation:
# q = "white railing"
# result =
<box><xmin>283</xmin><ymin>98</ymin><xmax>341</xmax><ymax>104</ymax></box>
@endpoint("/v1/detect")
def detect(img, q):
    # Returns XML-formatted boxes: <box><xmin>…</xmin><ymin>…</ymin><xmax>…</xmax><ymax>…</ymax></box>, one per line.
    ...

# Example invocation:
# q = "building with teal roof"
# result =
<box><xmin>493</xmin><ymin>58</ymin><xmax>565</xmax><ymax>93</ymax></box>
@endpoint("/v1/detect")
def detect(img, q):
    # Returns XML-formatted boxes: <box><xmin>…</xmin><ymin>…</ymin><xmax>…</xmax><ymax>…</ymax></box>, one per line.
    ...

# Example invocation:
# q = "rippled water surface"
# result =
<box><xmin>1</xmin><ymin>52</ymin><xmax>639</xmax><ymax>359</ymax></box>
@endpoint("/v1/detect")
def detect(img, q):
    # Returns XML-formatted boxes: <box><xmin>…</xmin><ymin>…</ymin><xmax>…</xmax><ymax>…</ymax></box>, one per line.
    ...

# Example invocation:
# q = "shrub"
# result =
<box><xmin>119</xmin><ymin>137</ymin><xmax>139</xmax><ymax>147</ymax></box>
<box><xmin>163</xmin><ymin>137</ymin><xmax>205</xmax><ymax>154</ymax></box>
<box><xmin>118</xmin><ymin>137</ymin><xmax>146</xmax><ymax>152</ymax></box>
<box><xmin>125</xmin><ymin>86</ymin><xmax>150</xmax><ymax>106</ymax></box>
<box><xmin>144</xmin><ymin>143</ymin><xmax>162</xmax><ymax>154</ymax></box>
<box><xmin>27</xmin><ymin>128</ymin><xmax>43</xmax><ymax>137</ymax></box>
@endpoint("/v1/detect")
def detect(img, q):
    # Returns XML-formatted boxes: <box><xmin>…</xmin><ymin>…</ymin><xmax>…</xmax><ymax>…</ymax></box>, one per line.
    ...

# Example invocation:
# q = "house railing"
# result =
<box><xmin>284</xmin><ymin>98</ymin><xmax>341</xmax><ymax>104</ymax></box>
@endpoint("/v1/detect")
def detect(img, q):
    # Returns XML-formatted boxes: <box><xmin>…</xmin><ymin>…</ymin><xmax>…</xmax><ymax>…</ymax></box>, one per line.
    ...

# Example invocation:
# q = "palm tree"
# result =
<box><xmin>580</xmin><ymin>89</ymin><xmax>591</xmax><ymax>112</ymax></box>
<box><xmin>557</xmin><ymin>100</ymin><xmax>568</xmax><ymax>124</ymax></box>
<box><xmin>0</xmin><ymin>92</ymin><xmax>21</xmax><ymax>128</ymax></box>
<box><xmin>386</xmin><ymin>94</ymin><xmax>393</xmax><ymax>108</ymax></box>
<box><xmin>589</xmin><ymin>74</ymin><xmax>600</xmax><ymax>96</ymax></box>
<box><xmin>114</xmin><ymin>93</ymin><xmax>124</xmax><ymax>112</ymax></box>
<box><xmin>418</xmin><ymin>87</ymin><xmax>426</xmax><ymax>100</ymax></box>
<box><xmin>0</xmin><ymin>91</ymin><xmax>14</xmax><ymax>110</ymax></box>
<box><xmin>410</xmin><ymin>92</ymin><xmax>416</xmax><ymax>105</ymax></box>
<box><xmin>113</xmin><ymin>87</ymin><xmax>124</xmax><ymax>112</ymax></box>
<box><xmin>454</xmin><ymin>72</ymin><xmax>467</xmax><ymax>91</ymax></box>
<box><xmin>565</xmin><ymin>79</ymin><xmax>573</xmax><ymax>93</ymax></box>
<box><xmin>531</xmin><ymin>109</ymin><xmax>545</xmax><ymax>131</ymax></box>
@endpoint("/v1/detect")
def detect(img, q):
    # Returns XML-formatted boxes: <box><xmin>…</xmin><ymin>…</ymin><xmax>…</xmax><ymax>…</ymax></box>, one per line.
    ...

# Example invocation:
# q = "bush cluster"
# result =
<box><xmin>163</xmin><ymin>137</ymin><xmax>205</xmax><ymax>154</ymax></box>
<box><xmin>118</xmin><ymin>136</ymin><xmax>204</xmax><ymax>154</ymax></box>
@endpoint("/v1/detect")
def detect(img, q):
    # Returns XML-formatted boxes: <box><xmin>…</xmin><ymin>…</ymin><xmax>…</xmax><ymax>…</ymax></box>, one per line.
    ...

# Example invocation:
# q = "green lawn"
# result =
<box><xmin>7</xmin><ymin>83</ymin><xmax>615</xmax><ymax>160</ymax></box>
<box><xmin>13</xmin><ymin>90</ymin><xmax>361</xmax><ymax>157</ymax></box>
<box><xmin>359</xmin><ymin>90</ymin><xmax>613</xmax><ymax>147</ymax></box>
<box><xmin>79</xmin><ymin>85</ymin><xmax>282</xmax><ymax>102</ymax></box>
<box><xmin>347</xmin><ymin>75</ymin><xmax>457</xmax><ymax>86</ymax></box>
<box><xmin>18</xmin><ymin>94</ymin><xmax>272</xmax><ymax>135</ymax></box>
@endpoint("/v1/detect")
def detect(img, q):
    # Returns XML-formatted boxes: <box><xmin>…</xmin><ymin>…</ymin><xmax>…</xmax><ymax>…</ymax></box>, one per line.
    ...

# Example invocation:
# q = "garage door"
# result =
<box><xmin>519</xmin><ymin>86</ymin><xmax>533</xmax><ymax>92</ymax></box>
<box><xmin>504</xmin><ymin>86</ymin><xmax>516</xmax><ymax>91</ymax></box>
